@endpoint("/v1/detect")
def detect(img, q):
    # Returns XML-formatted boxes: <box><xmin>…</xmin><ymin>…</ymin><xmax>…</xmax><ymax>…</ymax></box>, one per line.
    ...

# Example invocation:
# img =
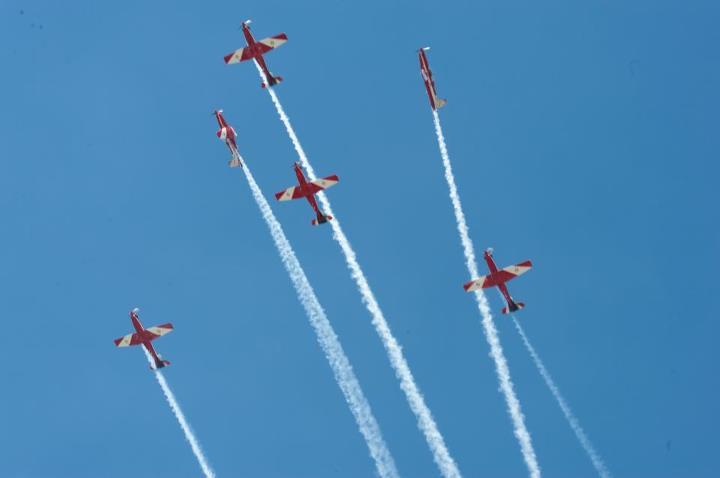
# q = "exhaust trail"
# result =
<box><xmin>255</xmin><ymin>62</ymin><xmax>461</xmax><ymax>478</ymax></box>
<box><xmin>239</xmin><ymin>157</ymin><xmax>399</xmax><ymax>478</ymax></box>
<box><xmin>142</xmin><ymin>348</ymin><xmax>216</xmax><ymax>478</ymax></box>
<box><xmin>511</xmin><ymin>316</ymin><xmax>611</xmax><ymax>478</ymax></box>
<box><xmin>431</xmin><ymin>110</ymin><xmax>541</xmax><ymax>478</ymax></box>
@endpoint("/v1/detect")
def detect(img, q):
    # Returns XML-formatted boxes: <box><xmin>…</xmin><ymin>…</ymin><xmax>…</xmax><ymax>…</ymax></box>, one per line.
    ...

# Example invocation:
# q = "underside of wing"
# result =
<box><xmin>463</xmin><ymin>275</ymin><xmax>497</xmax><ymax>292</ymax></box>
<box><xmin>254</xmin><ymin>33</ymin><xmax>288</xmax><ymax>55</ymax></box>
<box><xmin>498</xmin><ymin>260</ymin><xmax>533</xmax><ymax>281</ymax></box>
<box><xmin>305</xmin><ymin>175</ymin><xmax>340</xmax><ymax>195</ymax></box>
<box><xmin>145</xmin><ymin>323</ymin><xmax>174</xmax><ymax>338</ymax></box>
<box><xmin>224</xmin><ymin>46</ymin><xmax>255</xmax><ymax>64</ymax></box>
<box><xmin>114</xmin><ymin>332</ymin><xmax>143</xmax><ymax>347</ymax></box>
<box><xmin>480</xmin><ymin>260</ymin><xmax>533</xmax><ymax>285</ymax></box>
<box><xmin>275</xmin><ymin>185</ymin><xmax>305</xmax><ymax>201</ymax></box>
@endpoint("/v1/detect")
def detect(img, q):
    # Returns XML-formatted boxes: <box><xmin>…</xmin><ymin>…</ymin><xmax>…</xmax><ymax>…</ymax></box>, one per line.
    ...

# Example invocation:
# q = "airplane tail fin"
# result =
<box><xmin>227</xmin><ymin>147</ymin><xmax>243</xmax><ymax>168</ymax></box>
<box><xmin>261</xmin><ymin>75</ymin><xmax>283</xmax><ymax>88</ymax></box>
<box><xmin>311</xmin><ymin>214</ymin><xmax>333</xmax><ymax>226</ymax></box>
<box><xmin>501</xmin><ymin>302</ymin><xmax>525</xmax><ymax>315</ymax></box>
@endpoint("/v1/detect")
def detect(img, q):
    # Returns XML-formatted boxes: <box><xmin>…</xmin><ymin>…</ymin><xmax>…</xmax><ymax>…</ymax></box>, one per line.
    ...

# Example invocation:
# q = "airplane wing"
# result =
<box><xmin>275</xmin><ymin>175</ymin><xmax>338</xmax><ymax>201</ymax></box>
<box><xmin>275</xmin><ymin>185</ymin><xmax>306</xmax><ymax>201</ymax></box>
<box><xmin>114</xmin><ymin>332</ymin><xmax>144</xmax><ymax>347</ymax></box>
<box><xmin>224</xmin><ymin>47</ymin><xmax>256</xmax><ymax>64</ymax></box>
<box><xmin>463</xmin><ymin>275</ymin><xmax>493</xmax><ymax>292</ymax></box>
<box><xmin>493</xmin><ymin>261</ymin><xmax>533</xmax><ymax>283</ymax></box>
<box><xmin>305</xmin><ymin>175</ymin><xmax>340</xmax><ymax>195</ymax></box>
<box><xmin>463</xmin><ymin>260</ymin><xmax>532</xmax><ymax>292</ymax></box>
<box><xmin>145</xmin><ymin>323</ymin><xmax>174</xmax><ymax>338</ymax></box>
<box><xmin>253</xmin><ymin>33</ymin><xmax>288</xmax><ymax>55</ymax></box>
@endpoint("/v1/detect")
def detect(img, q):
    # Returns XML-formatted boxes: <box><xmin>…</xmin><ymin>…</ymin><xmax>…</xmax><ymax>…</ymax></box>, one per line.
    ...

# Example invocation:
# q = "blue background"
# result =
<box><xmin>1</xmin><ymin>1</ymin><xmax>718</xmax><ymax>476</ymax></box>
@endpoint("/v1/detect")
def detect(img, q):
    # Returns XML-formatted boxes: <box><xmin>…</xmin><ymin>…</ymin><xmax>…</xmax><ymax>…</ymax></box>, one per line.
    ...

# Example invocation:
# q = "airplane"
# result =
<box><xmin>213</xmin><ymin>109</ymin><xmax>242</xmax><ymax>168</ymax></box>
<box><xmin>418</xmin><ymin>47</ymin><xmax>447</xmax><ymax>111</ymax></box>
<box><xmin>114</xmin><ymin>308</ymin><xmax>174</xmax><ymax>369</ymax></box>
<box><xmin>463</xmin><ymin>248</ymin><xmax>533</xmax><ymax>314</ymax></box>
<box><xmin>275</xmin><ymin>162</ymin><xmax>339</xmax><ymax>226</ymax></box>
<box><xmin>224</xmin><ymin>20</ymin><xmax>288</xmax><ymax>88</ymax></box>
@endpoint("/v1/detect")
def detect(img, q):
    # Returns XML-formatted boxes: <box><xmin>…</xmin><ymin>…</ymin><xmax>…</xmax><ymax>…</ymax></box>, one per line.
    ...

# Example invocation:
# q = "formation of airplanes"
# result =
<box><xmin>115</xmin><ymin>21</ymin><xmax>533</xmax><ymax>369</ymax></box>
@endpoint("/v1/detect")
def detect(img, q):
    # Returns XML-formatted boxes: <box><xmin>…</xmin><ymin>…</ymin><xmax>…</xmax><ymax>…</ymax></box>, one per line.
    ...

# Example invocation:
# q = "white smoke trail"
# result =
<box><xmin>142</xmin><ymin>348</ymin><xmax>216</xmax><ymax>478</ymax></box>
<box><xmin>431</xmin><ymin>110</ymin><xmax>541</xmax><ymax>478</ymax></box>
<box><xmin>511</xmin><ymin>316</ymin><xmax>611</xmax><ymax>478</ymax></box>
<box><xmin>239</xmin><ymin>158</ymin><xmax>399</xmax><ymax>478</ymax></box>
<box><xmin>256</xmin><ymin>63</ymin><xmax>461</xmax><ymax>478</ymax></box>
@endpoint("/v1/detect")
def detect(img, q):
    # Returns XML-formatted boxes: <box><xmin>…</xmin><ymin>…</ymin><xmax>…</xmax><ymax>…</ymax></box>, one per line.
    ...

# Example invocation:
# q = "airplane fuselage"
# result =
<box><xmin>293</xmin><ymin>163</ymin><xmax>324</xmax><ymax>221</ymax></box>
<box><xmin>214</xmin><ymin>111</ymin><xmax>242</xmax><ymax>167</ymax></box>
<box><xmin>484</xmin><ymin>251</ymin><xmax>518</xmax><ymax>310</ymax></box>
<box><xmin>130</xmin><ymin>312</ymin><xmax>164</xmax><ymax>367</ymax></box>
<box><xmin>242</xmin><ymin>24</ymin><xmax>277</xmax><ymax>86</ymax></box>
<box><xmin>418</xmin><ymin>48</ymin><xmax>447</xmax><ymax>111</ymax></box>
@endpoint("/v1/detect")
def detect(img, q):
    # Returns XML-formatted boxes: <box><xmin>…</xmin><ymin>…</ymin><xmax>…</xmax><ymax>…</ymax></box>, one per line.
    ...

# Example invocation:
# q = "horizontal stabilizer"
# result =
<box><xmin>311</xmin><ymin>214</ymin><xmax>333</xmax><ymax>226</ymax></box>
<box><xmin>261</xmin><ymin>76</ymin><xmax>283</xmax><ymax>88</ymax></box>
<box><xmin>152</xmin><ymin>359</ymin><xmax>171</xmax><ymax>370</ymax></box>
<box><xmin>501</xmin><ymin>302</ymin><xmax>525</xmax><ymax>315</ymax></box>
<box><xmin>228</xmin><ymin>157</ymin><xmax>243</xmax><ymax>168</ymax></box>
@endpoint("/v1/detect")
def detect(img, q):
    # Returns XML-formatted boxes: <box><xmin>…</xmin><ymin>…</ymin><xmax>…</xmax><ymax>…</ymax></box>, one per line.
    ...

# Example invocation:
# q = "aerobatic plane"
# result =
<box><xmin>275</xmin><ymin>162</ymin><xmax>338</xmax><ymax>226</ymax></box>
<box><xmin>114</xmin><ymin>308</ymin><xmax>174</xmax><ymax>369</ymax></box>
<box><xmin>224</xmin><ymin>20</ymin><xmax>288</xmax><ymax>88</ymax></box>
<box><xmin>418</xmin><ymin>47</ymin><xmax>447</xmax><ymax>111</ymax></box>
<box><xmin>464</xmin><ymin>248</ymin><xmax>533</xmax><ymax>314</ymax></box>
<box><xmin>213</xmin><ymin>109</ymin><xmax>242</xmax><ymax>168</ymax></box>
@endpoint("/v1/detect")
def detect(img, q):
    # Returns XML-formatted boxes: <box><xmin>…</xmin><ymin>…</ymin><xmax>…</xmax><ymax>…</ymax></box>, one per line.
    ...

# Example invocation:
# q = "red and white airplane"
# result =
<box><xmin>275</xmin><ymin>162</ymin><xmax>339</xmax><ymax>226</ymax></box>
<box><xmin>418</xmin><ymin>47</ymin><xmax>447</xmax><ymax>111</ymax></box>
<box><xmin>214</xmin><ymin>109</ymin><xmax>242</xmax><ymax>168</ymax></box>
<box><xmin>464</xmin><ymin>248</ymin><xmax>533</xmax><ymax>314</ymax></box>
<box><xmin>224</xmin><ymin>20</ymin><xmax>288</xmax><ymax>88</ymax></box>
<box><xmin>114</xmin><ymin>308</ymin><xmax>174</xmax><ymax>369</ymax></box>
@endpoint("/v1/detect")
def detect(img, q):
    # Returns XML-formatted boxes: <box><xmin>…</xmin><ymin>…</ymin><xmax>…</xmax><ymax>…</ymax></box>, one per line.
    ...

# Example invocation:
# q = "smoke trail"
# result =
<box><xmin>511</xmin><ymin>316</ymin><xmax>611</xmax><ymax>478</ymax></box>
<box><xmin>239</xmin><ymin>157</ymin><xmax>399</xmax><ymax>478</ymax></box>
<box><xmin>431</xmin><ymin>110</ymin><xmax>541</xmax><ymax>478</ymax></box>
<box><xmin>142</xmin><ymin>348</ymin><xmax>216</xmax><ymax>478</ymax></box>
<box><xmin>255</xmin><ymin>63</ymin><xmax>461</xmax><ymax>478</ymax></box>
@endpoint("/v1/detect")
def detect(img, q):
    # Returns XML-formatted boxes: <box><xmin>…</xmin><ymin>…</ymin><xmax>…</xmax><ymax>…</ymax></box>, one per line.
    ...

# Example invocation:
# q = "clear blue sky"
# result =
<box><xmin>1</xmin><ymin>1</ymin><xmax>718</xmax><ymax>476</ymax></box>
